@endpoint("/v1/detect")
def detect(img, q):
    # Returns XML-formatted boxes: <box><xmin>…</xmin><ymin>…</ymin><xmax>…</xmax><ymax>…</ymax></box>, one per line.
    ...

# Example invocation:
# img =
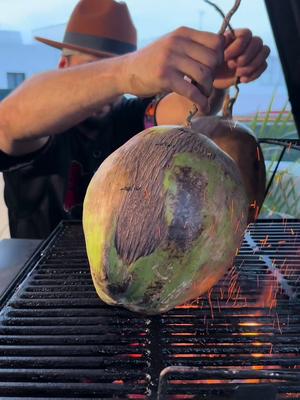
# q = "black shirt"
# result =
<box><xmin>0</xmin><ymin>96</ymin><xmax>152</xmax><ymax>239</ymax></box>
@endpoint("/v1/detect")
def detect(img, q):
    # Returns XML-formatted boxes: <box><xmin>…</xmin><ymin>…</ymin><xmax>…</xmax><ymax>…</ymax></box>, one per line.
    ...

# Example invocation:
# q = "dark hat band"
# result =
<box><xmin>63</xmin><ymin>31</ymin><xmax>136</xmax><ymax>55</ymax></box>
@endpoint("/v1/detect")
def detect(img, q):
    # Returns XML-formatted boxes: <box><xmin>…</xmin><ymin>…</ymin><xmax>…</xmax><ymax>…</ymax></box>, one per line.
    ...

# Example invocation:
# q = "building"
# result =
<box><xmin>0</xmin><ymin>30</ymin><xmax>60</xmax><ymax>92</ymax></box>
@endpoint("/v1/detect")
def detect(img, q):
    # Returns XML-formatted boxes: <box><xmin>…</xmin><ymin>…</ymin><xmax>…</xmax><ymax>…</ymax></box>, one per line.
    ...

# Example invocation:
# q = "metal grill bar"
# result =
<box><xmin>158</xmin><ymin>367</ymin><xmax>300</xmax><ymax>400</ymax></box>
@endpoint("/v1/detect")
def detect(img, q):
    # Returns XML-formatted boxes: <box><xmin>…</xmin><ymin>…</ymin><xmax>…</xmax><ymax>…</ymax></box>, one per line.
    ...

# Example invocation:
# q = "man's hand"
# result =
<box><xmin>120</xmin><ymin>27</ymin><xmax>225</xmax><ymax>114</ymax></box>
<box><xmin>214</xmin><ymin>28</ymin><xmax>270</xmax><ymax>89</ymax></box>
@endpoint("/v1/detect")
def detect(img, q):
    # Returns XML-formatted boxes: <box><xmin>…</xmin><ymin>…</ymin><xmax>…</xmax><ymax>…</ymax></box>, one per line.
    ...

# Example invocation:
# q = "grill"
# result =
<box><xmin>0</xmin><ymin>220</ymin><xmax>300</xmax><ymax>399</ymax></box>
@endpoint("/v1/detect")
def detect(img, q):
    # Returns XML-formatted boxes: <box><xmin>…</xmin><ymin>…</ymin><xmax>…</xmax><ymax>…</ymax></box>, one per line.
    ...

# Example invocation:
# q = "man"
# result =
<box><xmin>0</xmin><ymin>0</ymin><xmax>270</xmax><ymax>239</ymax></box>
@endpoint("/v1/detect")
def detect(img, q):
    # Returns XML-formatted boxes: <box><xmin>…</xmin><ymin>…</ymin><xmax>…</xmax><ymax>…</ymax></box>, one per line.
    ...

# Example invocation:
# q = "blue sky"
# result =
<box><xmin>0</xmin><ymin>0</ymin><xmax>276</xmax><ymax>52</ymax></box>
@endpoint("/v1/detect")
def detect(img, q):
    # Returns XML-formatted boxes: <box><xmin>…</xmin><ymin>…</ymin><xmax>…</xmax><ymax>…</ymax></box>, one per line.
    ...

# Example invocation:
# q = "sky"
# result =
<box><xmin>0</xmin><ymin>0</ymin><xmax>277</xmax><ymax>51</ymax></box>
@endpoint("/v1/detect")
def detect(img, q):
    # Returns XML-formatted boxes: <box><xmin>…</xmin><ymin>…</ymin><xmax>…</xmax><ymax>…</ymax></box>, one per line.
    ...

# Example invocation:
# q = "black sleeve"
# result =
<box><xmin>0</xmin><ymin>137</ymin><xmax>55</xmax><ymax>173</ymax></box>
<box><xmin>111</xmin><ymin>96</ymin><xmax>153</xmax><ymax>150</ymax></box>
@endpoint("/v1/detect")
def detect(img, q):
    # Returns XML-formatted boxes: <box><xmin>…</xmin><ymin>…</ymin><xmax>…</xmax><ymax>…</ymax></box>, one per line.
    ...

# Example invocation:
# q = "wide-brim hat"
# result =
<box><xmin>35</xmin><ymin>0</ymin><xmax>137</xmax><ymax>57</ymax></box>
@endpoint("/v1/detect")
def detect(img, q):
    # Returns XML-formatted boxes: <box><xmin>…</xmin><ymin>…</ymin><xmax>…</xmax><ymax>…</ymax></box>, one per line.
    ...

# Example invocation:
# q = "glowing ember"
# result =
<box><xmin>173</xmin><ymin>354</ymin><xmax>199</xmax><ymax>358</ymax></box>
<box><xmin>171</xmin><ymin>379</ymin><xmax>225</xmax><ymax>385</ymax></box>
<box><xmin>235</xmin><ymin>332</ymin><xmax>273</xmax><ymax>337</ymax></box>
<box><xmin>260</xmin><ymin>235</ymin><xmax>269</xmax><ymax>247</ymax></box>
<box><xmin>252</xmin><ymin>353</ymin><xmax>270</xmax><ymax>358</ymax></box>
<box><xmin>172</xmin><ymin>354</ymin><xmax>227</xmax><ymax>359</ymax></box>
<box><xmin>128</xmin><ymin>354</ymin><xmax>143</xmax><ymax>359</ymax></box>
<box><xmin>170</xmin><ymin>378</ymin><xmax>279</xmax><ymax>385</ymax></box>
<box><xmin>250</xmin><ymin>365</ymin><xmax>283</xmax><ymax>370</ymax></box>
<box><xmin>238</xmin><ymin>322</ymin><xmax>263</xmax><ymax>327</ymax></box>
<box><xmin>171</xmin><ymin>333</ymin><xmax>196</xmax><ymax>337</ymax></box>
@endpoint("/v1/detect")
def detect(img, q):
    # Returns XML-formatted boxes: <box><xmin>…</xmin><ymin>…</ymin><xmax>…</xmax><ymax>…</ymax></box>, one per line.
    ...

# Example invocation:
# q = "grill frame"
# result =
<box><xmin>0</xmin><ymin>219</ymin><xmax>300</xmax><ymax>399</ymax></box>
<box><xmin>0</xmin><ymin>222</ymin><xmax>65</xmax><ymax>309</ymax></box>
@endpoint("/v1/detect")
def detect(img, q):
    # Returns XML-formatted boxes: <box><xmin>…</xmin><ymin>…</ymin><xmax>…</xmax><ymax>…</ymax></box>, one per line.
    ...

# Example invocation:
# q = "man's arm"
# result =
<box><xmin>0</xmin><ymin>28</ymin><xmax>225</xmax><ymax>156</ymax></box>
<box><xmin>0</xmin><ymin>27</ymin><xmax>269</xmax><ymax>156</ymax></box>
<box><xmin>0</xmin><ymin>60</ymin><xmax>126</xmax><ymax>156</ymax></box>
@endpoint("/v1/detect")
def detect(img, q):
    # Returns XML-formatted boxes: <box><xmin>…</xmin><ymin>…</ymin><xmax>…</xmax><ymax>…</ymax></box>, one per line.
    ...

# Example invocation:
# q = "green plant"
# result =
<box><xmin>244</xmin><ymin>97</ymin><xmax>300</xmax><ymax>218</ymax></box>
<box><xmin>260</xmin><ymin>162</ymin><xmax>300</xmax><ymax>218</ymax></box>
<box><xmin>249</xmin><ymin>96</ymin><xmax>297</xmax><ymax>141</ymax></box>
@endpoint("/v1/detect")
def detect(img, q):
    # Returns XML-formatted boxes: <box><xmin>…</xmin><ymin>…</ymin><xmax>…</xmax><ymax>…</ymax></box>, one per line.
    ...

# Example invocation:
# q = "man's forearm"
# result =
<box><xmin>1</xmin><ymin>25</ymin><xmax>257</xmax><ymax>155</ymax></box>
<box><xmin>0</xmin><ymin>57</ymin><xmax>125</xmax><ymax>155</ymax></box>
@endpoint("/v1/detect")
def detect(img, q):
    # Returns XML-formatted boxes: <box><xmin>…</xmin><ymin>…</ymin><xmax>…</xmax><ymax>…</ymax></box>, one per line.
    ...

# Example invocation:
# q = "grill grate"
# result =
<box><xmin>0</xmin><ymin>220</ymin><xmax>300</xmax><ymax>399</ymax></box>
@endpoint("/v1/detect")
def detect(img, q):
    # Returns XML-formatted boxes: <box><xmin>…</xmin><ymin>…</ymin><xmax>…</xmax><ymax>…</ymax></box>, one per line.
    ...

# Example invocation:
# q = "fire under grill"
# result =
<box><xmin>0</xmin><ymin>220</ymin><xmax>300</xmax><ymax>399</ymax></box>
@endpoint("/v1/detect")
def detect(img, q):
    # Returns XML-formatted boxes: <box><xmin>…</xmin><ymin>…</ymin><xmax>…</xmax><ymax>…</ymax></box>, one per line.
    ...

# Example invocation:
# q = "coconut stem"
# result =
<box><xmin>185</xmin><ymin>0</ymin><xmax>241</xmax><ymax>127</ymax></box>
<box><xmin>218</xmin><ymin>0</ymin><xmax>241</xmax><ymax>35</ymax></box>
<box><xmin>222</xmin><ymin>76</ymin><xmax>240</xmax><ymax>118</ymax></box>
<box><xmin>186</xmin><ymin>104</ymin><xmax>199</xmax><ymax>127</ymax></box>
<box><xmin>204</xmin><ymin>0</ymin><xmax>235</xmax><ymax>36</ymax></box>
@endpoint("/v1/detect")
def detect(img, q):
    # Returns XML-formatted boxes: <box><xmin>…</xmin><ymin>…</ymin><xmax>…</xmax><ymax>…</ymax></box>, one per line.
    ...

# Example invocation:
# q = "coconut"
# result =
<box><xmin>83</xmin><ymin>125</ymin><xmax>248</xmax><ymax>315</ymax></box>
<box><xmin>190</xmin><ymin>116</ymin><xmax>266</xmax><ymax>222</ymax></box>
